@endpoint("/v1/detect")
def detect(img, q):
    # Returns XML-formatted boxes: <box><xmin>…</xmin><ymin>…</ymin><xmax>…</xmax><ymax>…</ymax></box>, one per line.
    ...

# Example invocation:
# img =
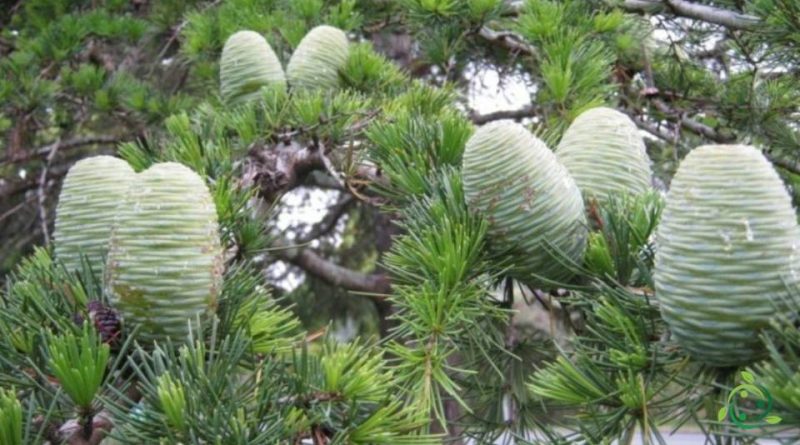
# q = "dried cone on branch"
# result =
<box><xmin>462</xmin><ymin>120</ymin><xmax>587</xmax><ymax>286</ymax></box>
<box><xmin>73</xmin><ymin>301</ymin><xmax>123</xmax><ymax>347</ymax></box>
<box><xmin>655</xmin><ymin>144</ymin><xmax>800</xmax><ymax>367</ymax></box>
<box><xmin>556</xmin><ymin>107</ymin><xmax>652</xmax><ymax>204</ymax></box>
<box><xmin>53</xmin><ymin>155</ymin><xmax>136</xmax><ymax>274</ymax></box>
<box><xmin>286</xmin><ymin>25</ymin><xmax>349</xmax><ymax>91</ymax></box>
<box><xmin>220</xmin><ymin>30</ymin><xmax>286</xmax><ymax>105</ymax></box>
<box><xmin>107</xmin><ymin>162</ymin><xmax>223</xmax><ymax>345</ymax></box>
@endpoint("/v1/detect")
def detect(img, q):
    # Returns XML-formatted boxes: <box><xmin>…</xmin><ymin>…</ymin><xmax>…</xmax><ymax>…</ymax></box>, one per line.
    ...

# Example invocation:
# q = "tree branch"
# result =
<box><xmin>272</xmin><ymin>240</ymin><xmax>391</xmax><ymax>297</ymax></box>
<box><xmin>245</xmin><ymin>140</ymin><xmax>331</xmax><ymax>202</ymax></box>
<box><xmin>620</xmin><ymin>0</ymin><xmax>760</xmax><ymax>30</ymax></box>
<box><xmin>297</xmin><ymin>195</ymin><xmax>355</xmax><ymax>244</ymax></box>
<box><xmin>303</xmin><ymin>171</ymin><xmax>346</xmax><ymax>190</ymax></box>
<box><xmin>766</xmin><ymin>155</ymin><xmax>800</xmax><ymax>175</ymax></box>
<box><xmin>470</xmin><ymin>104</ymin><xmax>539</xmax><ymax>125</ymax></box>
<box><xmin>0</xmin><ymin>163</ymin><xmax>72</xmax><ymax>200</ymax></box>
<box><xmin>649</xmin><ymin>98</ymin><xmax>736</xmax><ymax>142</ymax></box>
<box><xmin>477</xmin><ymin>27</ymin><xmax>538</xmax><ymax>58</ymax></box>
<box><xmin>0</xmin><ymin>135</ymin><xmax>124</xmax><ymax>164</ymax></box>
<box><xmin>244</xmin><ymin>140</ymin><xmax>386</xmax><ymax>202</ymax></box>
<box><xmin>626</xmin><ymin>105</ymin><xmax>800</xmax><ymax>175</ymax></box>
<box><xmin>256</xmin><ymin>140</ymin><xmax>392</xmax><ymax>296</ymax></box>
<box><xmin>622</xmin><ymin>110</ymin><xmax>676</xmax><ymax>142</ymax></box>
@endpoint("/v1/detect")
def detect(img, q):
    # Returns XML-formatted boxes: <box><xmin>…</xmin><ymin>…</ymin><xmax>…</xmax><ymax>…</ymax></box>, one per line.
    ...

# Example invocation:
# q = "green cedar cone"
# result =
<box><xmin>286</xmin><ymin>25</ymin><xmax>349</xmax><ymax>91</ymax></box>
<box><xmin>655</xmin><ymin>144</ymin><xmax>800</xmax><ymax>367</ymax></box>
<box><xmin>107</xmin><ymin>162</ymin><xmax>223</xmax><ymax>345</ymax></box>
<box><xmin>53</xmin><ymin>156</ymin><xmax>136</xmax><ymax>274</ymax></box>
<box><xmin>220</xmin><ymin>30</ymin><xmax>286</xmax><ymax>105</ymax></box>
<box><xmin>556</xmin><ymin>107</ymin><xmax>652</xmax><ymax>204</ymax></box>
<box><xmin>463</xmin><ymin>120</ymin><xmax>588</xmax><ymax>285</ymax></box>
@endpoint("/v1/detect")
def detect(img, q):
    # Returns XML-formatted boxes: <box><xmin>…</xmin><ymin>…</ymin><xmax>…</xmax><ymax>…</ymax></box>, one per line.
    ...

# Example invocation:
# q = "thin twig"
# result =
<box><xmin>37</xmin><ymin>139</ymin><xmax>61</xmax><ymax>246</ymax></box>
<box><xmin>0</xmin><ymin>193</ymin><xmax>37</xmax><ymax>224</ymax></box>
<box><xmin>152</xmin><ymin>0</ymin><xmax>223</xmax><ymax>67</ymax></box>
<box><xmin>0</xmin><ymin>135</ymin><xmax>124</xmax><ymax>164</ymax></box>
<box><xmin>625</xmin><ymin>106</ymin><xmax>800</xmax><ymax>175</ymax></box>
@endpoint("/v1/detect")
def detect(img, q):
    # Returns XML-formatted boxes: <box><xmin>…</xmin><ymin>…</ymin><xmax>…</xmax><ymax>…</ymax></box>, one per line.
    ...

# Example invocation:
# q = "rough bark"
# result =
<box><xmin>621</xmin><ymin>0</ymin><xmax>760</xmax><ymax>30</ymax></box>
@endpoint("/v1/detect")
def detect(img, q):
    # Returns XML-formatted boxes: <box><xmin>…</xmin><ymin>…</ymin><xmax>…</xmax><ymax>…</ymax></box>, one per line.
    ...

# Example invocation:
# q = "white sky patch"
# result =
<box><xmin>273</xmin><ymin>186</ymin><xmax>340</xmax><ymax>234</ymax></box>
<box><xmin>464</xmin><ymin>62</ymin><xmax>533</xmax><ymax>114</ymax></box>
<box><xmin>267</xmin><ymin>186</ymin><xmax>342</xmax><ymax>292</ymax></box>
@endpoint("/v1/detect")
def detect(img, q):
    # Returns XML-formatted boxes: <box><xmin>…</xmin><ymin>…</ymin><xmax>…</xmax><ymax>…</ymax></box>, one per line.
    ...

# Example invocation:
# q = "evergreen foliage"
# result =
<box><xmin>1</xmin><ymin>1</ymin><xmax>800</xmax><ymax>444</ymax></box>
<box><xmin>0</xmin><ymin>387</ymin><xmax>23</xmax><ymax>445</ymax></box>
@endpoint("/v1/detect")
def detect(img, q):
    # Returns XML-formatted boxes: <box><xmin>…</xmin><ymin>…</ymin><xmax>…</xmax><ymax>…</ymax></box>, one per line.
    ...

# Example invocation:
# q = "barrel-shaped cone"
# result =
<box><xmin>54</xmin><ymin>156</ymin><xmax>136</xmax><ymax>275</ymax></box>
<box><xmin>463</xmin><ymin>120</ymin><xmax>588</xmax><ymax>286</ymax></box>
<box><xmin>220</xmin><ymin>30</ymin><xmax>286</xmax><ymax>105</ymax></box>
<box><xmin>655</xmin><ymin>144</ymin><xmax>800</xmax><ymax>367</ymax></box>
<box><xmin>556</xmin><ymin>107</ymin><xmax>652</xmax><ymax>204</ymax></box>
<box><xmin>107</xmin><ymin>162</ymin><xmax>223</xmax><ymax>345</ymax></box>
<box><xmin>286</xmin><ymin>25</ymin><xmax>349</xmax><ymax>91</ymax></box>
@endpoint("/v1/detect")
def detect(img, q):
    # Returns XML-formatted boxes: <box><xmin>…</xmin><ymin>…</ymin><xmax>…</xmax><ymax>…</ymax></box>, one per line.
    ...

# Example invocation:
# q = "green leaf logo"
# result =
<box><xmin>717</xmin><ymin>406</ymin><xmax>728</xmax><ymax>422</ymax></box>
<box><xmin>718</xmin><ymin>372</ymin><xmax>781</xmax><ymax>429</ymax></box>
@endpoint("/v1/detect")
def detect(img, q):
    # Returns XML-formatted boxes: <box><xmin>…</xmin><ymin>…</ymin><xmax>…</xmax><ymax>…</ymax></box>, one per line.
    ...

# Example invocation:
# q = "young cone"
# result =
<box><xmin>53</xmin><ymin>155</ymin><xmax>136</xmax><ymax>274</ymax></box>
<box><xmin>462</xmin><ymin>120</ymin><xmax>587</xmax><ymax>286</ymax></box>
<box><xmin>220</xmin><ymin>30</ymin><xmax>286</xmax><ymax>105</ymax></box>
<box><xmin>556</xmin><ymin>107</ymin><xmax>652</xmax><ymax>204</ymax></box>
<box><xmin>107</xmin><ymin>162</ymin><xmax>223</xmax><ymax>345</ymax></box>
<box><xmin>286</xmin><ymin>25</ymin><xmax>349</xmax><ymax>91</ymax></box>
